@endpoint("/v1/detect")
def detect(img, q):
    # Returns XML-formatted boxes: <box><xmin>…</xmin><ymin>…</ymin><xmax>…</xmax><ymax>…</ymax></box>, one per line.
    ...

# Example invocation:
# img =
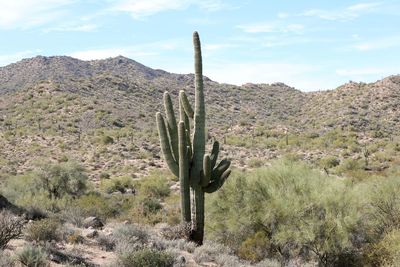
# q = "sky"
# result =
<box><xmin>0</xmin><ymin>0</ymin><xmax>399</xmax><ymax>91</ymax></box>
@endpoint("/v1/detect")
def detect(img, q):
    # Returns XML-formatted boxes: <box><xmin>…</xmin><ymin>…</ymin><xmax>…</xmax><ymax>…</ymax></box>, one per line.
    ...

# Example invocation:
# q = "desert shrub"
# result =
<box><xmin>366</xmin><ymin>228</ymin><xmax>400</xmax><ymax>266</ymax></box>
<box><xmin>35</xmin><ymin>162</ymin><xmax>88</xmax><ymax>199</ymax></box>
<box><xmin>160</xmin><ymin>223</ymin><xmax>191</xmax><ymax>241</ymax></box>
<box><xmin>238</xmin><ymin>231</ymin><xmax>270</xmax><ymax>262</ymax></box>
<box><xmin>0</xmin><ymin>210</ymin><xmax>24</xmax><ymax>249</ymax></box>
<box><xmin>101</xmin><ymin>135</ymin><xmax>114</xmax><ymax>145</ymax></box>
<box><xmin>141</xmin><ymin>198</ymin><xmax>162</xmax><ymax>215</ymax></box>
<box><xmin>118</xmin><ymin>248</ymin><xmax>174</xmax><ymax>267</ymax></box>
<box><xmin>25</xmin><ymin>218</ymin><xmax>61</xmax><ymax>242</ymax></box>
<box><xmin>100</xmin><ymin>176</ymin><xmax>134</xmax><ymax>194</ymax></box>
<box><xmin>214</xmin><ymin>253</ymin><xmax>244</xmax><ymax>267</ymax></box>
<box><xmin>59</xmin><ymin>206</ymin><xmax>86</xmax><ymax>227</ymax></box>
<box><xmin>336</xmin><ymin>158</ymin><xmax>362</xmax><ymax>173</ymax></box>
<box><xmin>66</xmin><ymin>231</ymin><xmax>85</xmax><ymax>244</ymax></box>
<box><xmin>113</xmin><ymin>224</ymin><xmax>149</xmax><ymax>245</ymax></box>
<box><xmin>207</xmin><ymin>160</ymin><xmax>362</xmax><ymax>265</ymax></box>
<box><xmin>97</xmin><ymin>234</ymin><xmax>116</xmax><ymax>251</ymax></box>
<box><xmin>0</xmin><ymin>251</ymin><xmax>15</xmax><ymax>267</ymax></box>
<box><xmin>1</xmin><ymin>163</ymin><xmax>88</xmax><ymax>214</ymax></box>
<box><xmin>16</xmin><ymin>245</ymin><xmax>48</xmax><ymax>267</ymax></box>
<box><xmin>254</xmin><ymin>258</ymin><xmax>281</xmax><ymax>267</ymax></box>
<box><xmin>319</xmin><ymin>156</ymin><xmax>340</xmax><ymax>169</ymax></box>
<box><xmin>73</xmin><ymin>193</ymin><xmax>118</xmax><ymax>221</ymax></box>
<box><xmin>369</xmin><ymin>175</ymin><xmax>400</xmax><ymax>236</ymax></box>
<box><xmin>247</xmin><ymin>158</ymin><xmax>264</xmax><ymax>168</ymax></box>
<box><xmin>137</xmin><ymin>172</ymin><xmax>170</xmax><ymax>198</ymax></box>
<box><xmin>193</xmin><ymin>241</ymin><xmax>232</xmax><ymax>263</ymax></box>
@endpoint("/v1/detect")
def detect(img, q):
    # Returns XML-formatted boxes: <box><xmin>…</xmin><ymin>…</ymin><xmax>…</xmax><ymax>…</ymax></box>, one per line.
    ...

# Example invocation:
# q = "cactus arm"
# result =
<box><xmin>180</xmin><ymin>90</ymin><xmax>194</xmax><ymax>119</ymax></box>
<box><xmin>156</xmin><ymin>112</ymin><xmax>179</xmax><ymax>177</ymax></box>
<box><xmin>179</xmin><ymin>94</ymin><xmax>192</xmax><ymax>160</ymax></box>
<box><xmin>201</xmin><ymin>154</ymin><xmax>211</xmax><ymax>187</ymax></box>
<box><xmin>211</xmin><ymin>159</ymin><xmax>231</xmax><ymax>181</ymax></box>
<box><xmin>191</xmin><ymin>31</ymin><xmax>206</xmax><ymax>186</ymax></box>
<box><xmin>204</xmin><ymin>169</ymin><xmax>231</xmax><ymax>193</ymax></box>
<box><xmin>178</xmin><ymin>121</ymin><xmax>191</xmax><ymax>222</ymax></box>
<box><xmin>209</xmin><ymin>141</ymin><xmax>220</xmax><ymax>169</ymax></box>
<box><xmin>163</xmin><ymin>92</ymin><xmax>179</xmax><ymax>161</ymax></box>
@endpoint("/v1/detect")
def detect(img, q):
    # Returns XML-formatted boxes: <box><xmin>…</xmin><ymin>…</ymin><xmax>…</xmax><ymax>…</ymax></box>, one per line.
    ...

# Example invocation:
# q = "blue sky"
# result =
<box><xmin>0</xmin><ymin>0</ymin><xmax>399</xmax><ymax>91</ymax></box>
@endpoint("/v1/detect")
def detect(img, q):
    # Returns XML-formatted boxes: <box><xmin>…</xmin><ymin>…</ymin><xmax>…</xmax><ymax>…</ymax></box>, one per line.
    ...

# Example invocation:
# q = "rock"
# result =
<box><xmin>83</xmin><ymin>216</ymin><xmax>104</xmax><ymax>229</ymax></box>
<box><xmin>125</xmin><ymin>188</ymin><xmax>136</xmax><ymax>195</ymax></box>
<box><xmin>84</xmin><ymin>229</ymin><xmax>98</xmax><ymax>238</ymax></box>
<box><xmin>0</xmin><ymin>194</ymin><xmax>25</xmax><ymax>215</ymax></box>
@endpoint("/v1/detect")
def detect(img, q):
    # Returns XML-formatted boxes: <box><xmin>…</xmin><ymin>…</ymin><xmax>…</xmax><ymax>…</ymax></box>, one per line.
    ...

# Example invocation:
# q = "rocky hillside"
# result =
<box><xmin>0</xmin><ymin>56</ymin><xmax>399</xmax><ymax>180</ymax></box>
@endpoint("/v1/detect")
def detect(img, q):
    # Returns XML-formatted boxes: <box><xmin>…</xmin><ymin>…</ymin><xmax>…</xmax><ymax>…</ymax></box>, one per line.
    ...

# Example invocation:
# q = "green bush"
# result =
<box><xmin>73</xmin><ymin>193</ymin><xmax>118</xmax><ymax>221</ymax></box>
<box><xmin>101</xmin><ymin>135</ymin><xmax>114</xmax><ymax>145</ymax></box>
<box><xmin>118</xmin><ymin>249</ymin><xmax>174</xmax><ymax>267</ymax></box>
<box><xmin>247</xmin><ymin>158</ymin><xmax>264</xmax><ymax>168</ymax></box>
<box><xmin>366</xmin><ymin>228</ymin><xmax>400</xmax><ymax>266</ymax></box>
<box><xmin>369</xmin><ymin>175</ymin><xmax>400</xmax><ymax>236</ymax></box>
<box><xmin>35</xmin><ymin>162</ymin><xmax>88</xmax><ymax>198</ymax></box>
<box><xmin>207</xmin><ymin>160</ymin><xmax>362</xmax><ymax>265</ymax></box>
<box><xmin>25</xmin><ymin>218</ymin><xmax>61</xmax><ymax>242</ymax></box>
<box><xmin>16</xmin><ymin>245</ymin><xmax>48</xmax><ymax>267</ymax></box>
<box><xmin>319</xmin><ymin>156</ymin><xmax>340</xmax><ymax>169</ymax></box>
<box><xmin>137</xmin><ymin>172</ymin><xmax>170</xmax><ymax>198</ymax></box>
<box><xmin>100</xmin><ymin>176</ymin><xmax>134</xmax><ymax>194</ymax></box>
<box><xmin>238</xmin><ymin>231</ymin><xmax>269</xmax><ymax>262</ymax></box>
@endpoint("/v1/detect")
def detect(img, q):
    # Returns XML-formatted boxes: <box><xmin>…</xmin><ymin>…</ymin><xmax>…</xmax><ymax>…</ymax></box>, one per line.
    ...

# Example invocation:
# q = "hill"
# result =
<box><xmin>0</xmin><ymin>55</ymin><xmax>399</xmax><ymax>180</ymax></box>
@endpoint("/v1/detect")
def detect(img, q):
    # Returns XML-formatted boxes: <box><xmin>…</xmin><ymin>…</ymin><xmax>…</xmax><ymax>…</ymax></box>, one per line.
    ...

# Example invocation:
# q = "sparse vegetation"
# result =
<box><xmin>0</xmin><ymin>210</ymin><xmax>24</xmax><ymax>249</ymax></box>
<box><xmin>1</xmin><ymin>31</ymin><xmax>400</xmax><ymax>267</ymax></box>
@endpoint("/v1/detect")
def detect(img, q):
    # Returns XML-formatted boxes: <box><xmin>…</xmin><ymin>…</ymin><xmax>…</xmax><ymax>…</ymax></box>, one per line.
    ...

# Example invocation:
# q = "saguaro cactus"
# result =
<box><xmin>156</xmin><ymin>31</ymin><xmax>231</xmax><ymax>245</ymax></box>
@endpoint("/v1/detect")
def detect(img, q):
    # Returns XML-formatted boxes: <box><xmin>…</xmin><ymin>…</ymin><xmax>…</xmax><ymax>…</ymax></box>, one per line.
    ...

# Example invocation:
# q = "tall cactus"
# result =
<box><xmin>156</xmin><ymin>31</ymin><xmax>231</xmax><ymax>245</ymax></box>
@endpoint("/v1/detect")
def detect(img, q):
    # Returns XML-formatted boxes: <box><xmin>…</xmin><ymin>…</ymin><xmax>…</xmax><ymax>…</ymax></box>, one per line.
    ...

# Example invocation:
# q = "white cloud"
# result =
<box><xmin>43</xmin><ymin>24</ymin><xmax>98</xmax><ymax>33</ymax></box>
<box><xmin>302</xmin><ymin>2</ymin><xmax>381</xmax><ymax>21</ymax></box>
<box><xmin>353</xmin><ymin>36</ymin><xmax>400</xmax><ymax>51</ymax></box>
<box><xmin>237</xmin><ymin>22</ymin><xmax>304</xmax><ymax>34</ymax></box>
<box><xmin>347</xmin><ymin>2</ymin><xmax>381</xmax><ymax>11</ymax></box>
<box><xmin>203</xmin><ymin>44</ymin><xmax>235</xmax><ymax>51</ymax></box>
<box><xmin>111</xmin><ymin>0</ymin><xmax>231</xmax><ymax>18</ymax></box>
<box><xmin>112</xmin><ymin>0</ymin><xmax>190</xmax><ymax>18</ymax></box>
<box><xmin>277</xmin><ymin>12</ymin><xmax>289</xmax><ymax>19</ymax></box>
<box><xmin>0</xmin><ymin>50</ymin><xmax>41</xmax><ymax>66</ymax></box>
<box><xmin>0</xmin><ymin>0</ymin><xmax>74</xmax><ymax>29</ymax></box>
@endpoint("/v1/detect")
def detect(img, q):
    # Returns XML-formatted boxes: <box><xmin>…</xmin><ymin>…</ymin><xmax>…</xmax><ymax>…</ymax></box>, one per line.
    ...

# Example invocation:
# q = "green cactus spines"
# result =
<box><xmin>156</xmin><ymin>31</ymin><xmax>231</xmax><ymax>245</ymax></box>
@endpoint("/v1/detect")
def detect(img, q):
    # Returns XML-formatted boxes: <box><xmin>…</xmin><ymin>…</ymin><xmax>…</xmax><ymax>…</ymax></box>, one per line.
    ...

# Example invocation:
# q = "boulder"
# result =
<box><xmin>83</xmin><ymin>217</ymin><xmax>104</xmax><ymax>229</ymax></box>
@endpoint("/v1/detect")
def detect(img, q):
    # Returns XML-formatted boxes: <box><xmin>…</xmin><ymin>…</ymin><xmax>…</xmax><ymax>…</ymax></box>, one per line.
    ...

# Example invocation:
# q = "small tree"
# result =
<box><xmin>0</xmin><ymin>210</ymin><xmax>24</xmax><ymax>249</ymax></box>
<box><xmin>36</xmin><ymin>162</ymin><xmax>88</xmax><ymax>199</ymax></box>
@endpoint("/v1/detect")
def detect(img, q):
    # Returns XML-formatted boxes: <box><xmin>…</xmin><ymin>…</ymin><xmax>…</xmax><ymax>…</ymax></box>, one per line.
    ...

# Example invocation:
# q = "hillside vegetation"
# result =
<box><xmin>1</xmin><ymin>55</ymin><xmax>400</xmax><ymax>266</ymax></box>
